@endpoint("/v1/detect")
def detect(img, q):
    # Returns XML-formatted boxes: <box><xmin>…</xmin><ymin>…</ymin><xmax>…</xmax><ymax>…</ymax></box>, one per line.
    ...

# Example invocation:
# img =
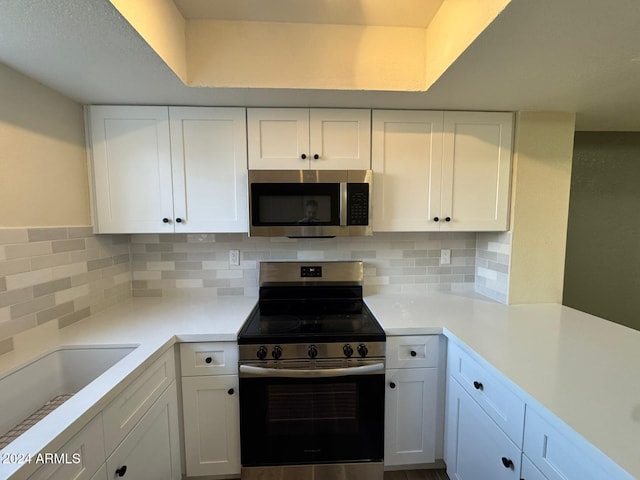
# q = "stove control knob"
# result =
<box><xmin>308</xmin><ymin>345</ymin><xmax>318</xmax><ymax>359</ymax></box>
<box><xmin>256</xmin><ymin>346</ymin><xmax>268</xmax><ymax>360</ymax></box>
<box><xmin>343</xmin><ymin>344</ymin><xmax>354</xmax><ymax>357</ymax></box>
<box><xmin>272</xmin><ymin>345</ymin><xmax>283</xmax><ymax>360</ymax></box>
<box><xmin>357</xmin><ymin>344</ymin><xmax>368</xmax><ymax>358</ymax></box>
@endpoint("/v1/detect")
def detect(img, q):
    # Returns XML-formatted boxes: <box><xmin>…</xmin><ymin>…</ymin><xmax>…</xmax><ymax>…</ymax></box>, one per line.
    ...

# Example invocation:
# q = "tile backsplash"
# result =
<box><xmin>1</xmin><ymin>227</ymin><xmax>514</xmax><ymax>355</ymax></box>
<box><xmin>475</xmin><ymin>232</ymin><xmax>512</xmax><ymax>303</ymax></box>
<box><xmin>130</xmin><ymin>232</ymin><xmax>477</xmax><ymax>298</ymax></box>
<box><xmin>0</xmin><ymin>227</ymin><xmax>131</xmax><ymax>352</ymax></box>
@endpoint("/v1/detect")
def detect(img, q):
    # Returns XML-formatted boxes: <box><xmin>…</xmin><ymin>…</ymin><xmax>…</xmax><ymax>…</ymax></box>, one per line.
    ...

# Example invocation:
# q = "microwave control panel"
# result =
<box><xmin>347</xmin><ymin>183</ymin><xmax>370</xmax><ymax>225</ymax></box>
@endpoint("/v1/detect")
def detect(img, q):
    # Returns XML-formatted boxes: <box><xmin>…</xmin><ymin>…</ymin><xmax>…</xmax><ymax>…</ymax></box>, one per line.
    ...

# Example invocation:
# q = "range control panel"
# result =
<box><xmin>300</xmin><ymin>266</ymin><xmax>322</xmax><ymax>278</ymax></box>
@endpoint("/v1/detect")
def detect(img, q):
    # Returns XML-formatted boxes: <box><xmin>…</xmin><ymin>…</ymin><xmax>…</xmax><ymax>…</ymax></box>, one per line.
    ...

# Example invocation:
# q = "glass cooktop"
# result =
<box><xmin>237</xmin><ymin>302</ymin><xmax>385</xmax><ymax>345</ymax></box>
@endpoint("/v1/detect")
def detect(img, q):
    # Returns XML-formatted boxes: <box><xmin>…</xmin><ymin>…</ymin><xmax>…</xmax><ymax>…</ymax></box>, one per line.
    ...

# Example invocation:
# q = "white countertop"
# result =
<box><xmin>1</xmin><ymin>292</ymin><xmax>639</xmax><ymax>479</ymax></box>
<box><xmin>366</xmin><ymin>291</ymin><xmax>640</xmax><ymax>480</ymax></box>
<box><xmin>0</xmin><ymin>296</ymin><xmax>258</xmax><ymax>480</ymax></box>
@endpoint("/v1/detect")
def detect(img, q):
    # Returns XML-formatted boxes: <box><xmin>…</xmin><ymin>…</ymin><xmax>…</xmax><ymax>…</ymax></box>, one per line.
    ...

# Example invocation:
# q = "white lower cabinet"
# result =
<box><xmin>180</xmin><ymin>342</ymin><xmax>240</xmax><ymax>477</ymax></box>
<box><xmin>445</xmin><ymin>377</ymin><xmax>520</xmax><ymax>480</ymax></box>
<box><xmin>521</xmin><ymin>455</ymin><xmax>549</xmax><ymax>480</ymax></box>
<box><xmin>384</xmin><ymin>335</ymin><xmax>442</xmax><ymax>467</ymax></box>
<box><xmin>26</xmin><ymin>347</ymin><xmax>180</xmax><ymax>480</ymax></box>
<box><xmin>27</xmin><ymin>414</ymin><xmax>105</xmax><ymax>480</ymax></box>
<box><xmin>523</xmin><ymin>407</ymin><xmax>612</xmax><ymax>480</ymax></box>
<box><xmin>445</xmin><ymin>340</ymin><xmax>633</xmax><ymax>480</ymax></box>
<box><xmin>181</xmin><ymin>375</ymin><xmax>240</xmax><ymax>477</ymax></box>
<box><xmin>89</xmin><ymin>464</ymin><xmax>107</xmax><ymax>480</ymax></box>
<box><xmin>385</xmin><ymin>367</ymin><xmax>438</xmax><ymax>466</ymax></box>
<box><xmin>105</xmin><ymin>381</ymin><xmax>181</xmax><ymax>480</ymax></box>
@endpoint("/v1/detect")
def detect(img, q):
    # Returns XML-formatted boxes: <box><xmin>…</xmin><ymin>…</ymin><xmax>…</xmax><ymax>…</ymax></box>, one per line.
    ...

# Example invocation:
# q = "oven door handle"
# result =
<box><xmin>239</xmin><ymin>363</ymin><xmax>384</xmax><ymax>378</ymax></box>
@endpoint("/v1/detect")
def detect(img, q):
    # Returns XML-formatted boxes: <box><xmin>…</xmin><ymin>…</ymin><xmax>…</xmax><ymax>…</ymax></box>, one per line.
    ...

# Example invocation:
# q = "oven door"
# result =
<box><xmin>239</xmin><ymin>363</ymin><xmax>384</xmax><ymax>467</ymax></box>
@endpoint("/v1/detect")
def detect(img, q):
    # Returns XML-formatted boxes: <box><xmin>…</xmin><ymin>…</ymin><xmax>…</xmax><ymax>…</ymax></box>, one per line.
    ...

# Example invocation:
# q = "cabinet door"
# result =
<box><xmin>105</xmin><ymin>381</ymin><xmax>181</xmax><ymax>480</ymax></box>
<box><xmin>521</xmin><ymin>455</ymin><xmax>549</xmax><ymax>480</ymax></box>
<box><xmin>87</xmin><ymin>105</ymin><xmax>174</xmax><ymax>233</ymax></box>
<box><xmin>181</xmin><ymin>375</ymin><xmax>240</xmax><ymax>477</ymax></box>
<box><xmin>523</xmin><ymin>407</ymin><xmax>612</xmax><ymax>480</ymax></box>
<box><xmin>309</xmin><ymin>109</ymin><xmax>371</xmax><ymax>170</ymax></box>
<box><xmin>371</xmin><ymin>110</ymin><xmax>443</xmax><ymax>231</ymax></box>
<box><xmin>27</xmin><ymin>414</ymin><xmax>105</xmax><ymax>480</ymax></box>
<box><xmin>441</xmin><ymin>111</ymin><xmax>513</xmax><ymax>231</ymax></box>
<box><xmin>385</xmin><ymin>367</ymin><xmax>438</xmax><ymax>466</ymax></box>
<box><xmin>445</xmin><ymin>377</ymin><xmax>520</xmax><ymax>480</ymax></box>
<box><xmin>247</xmin><ymin>108</ymin><xmax>310</xmax><ymax>169</ymax></box>
<box><xmin>169</xmin><ymin>107</ymin><xmax>248</xmax><ymax>232</ymax></box>
<box><xmin>89</xmin><ymin>464</ymin><xmax>107</xmax><ymax>480</ymax></box>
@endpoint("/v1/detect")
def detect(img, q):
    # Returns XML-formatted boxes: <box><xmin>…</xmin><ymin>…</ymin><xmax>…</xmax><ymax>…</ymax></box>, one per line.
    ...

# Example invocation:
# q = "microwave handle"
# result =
<box><xmin>340</xmin><ymin>182</ymin><xmax>348</xmax><ymax>226</ymax></box>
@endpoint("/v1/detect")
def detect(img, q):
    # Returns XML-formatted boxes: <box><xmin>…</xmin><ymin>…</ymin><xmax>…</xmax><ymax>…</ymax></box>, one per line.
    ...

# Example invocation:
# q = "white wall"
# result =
<box><xmin>0</xmin><ymin>63</ymin><xmax>90</xmax><ymax>227</ymax></box>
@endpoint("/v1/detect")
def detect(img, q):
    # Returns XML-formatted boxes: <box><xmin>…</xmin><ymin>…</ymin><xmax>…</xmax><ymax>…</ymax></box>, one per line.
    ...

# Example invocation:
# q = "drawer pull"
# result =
<box><xmin>501</xmin><ymin>457</ymin><xmax>514</xmax><ymax>469</ymax></box>
<box><xmin>410</xmin><ymin>350</ymin><xmax>417</xmax><ymax>357</ymax></box>
<box><xmin>228</xmin><ymin>388</ymin><xmax>235</xmax><ymax>395</ymax></box>
<box><xmin>473</xmin><ymin>381</ymin><xmax>484</xmax><ymax>391</ymax></box>
<box><xmin>389</xmin><ymin>382</ymin><xmax>396</xmax><ymax>389</ymax></box>
<box><xmin>205</xmin><ymin>357</ymin><xmax>213</xmax><ymax>364</ymax></box>
<box><xmin>116</xmin><ymin>465</ymin><xmax>127</xmax><ymax>477</ymax></box>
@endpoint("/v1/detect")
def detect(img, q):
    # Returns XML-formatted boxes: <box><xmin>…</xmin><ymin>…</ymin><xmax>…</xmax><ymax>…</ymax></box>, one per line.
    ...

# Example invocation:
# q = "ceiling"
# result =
<box><xmin>174</xmin><ymin>0</ymin><xmax>444</xmax><ymax>27</ymax></box>
<box><xmin>1</xmin><ymin>0</ymin><xmax>640</xmax><ymax>130</ymax></box>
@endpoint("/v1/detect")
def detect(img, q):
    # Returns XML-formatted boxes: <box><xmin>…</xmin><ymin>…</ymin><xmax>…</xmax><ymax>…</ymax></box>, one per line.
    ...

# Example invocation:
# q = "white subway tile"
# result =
<box><xmin>133</xmin><ymin>271</ymin><xmax>162</xmax><ymax>281</ymax></box>
<box><xmin>477</xmin><ymin>266</ymin><xmax>498</xmax><ymax>281</ymax></box>
<box><xmin>176</xmin><ymin>279</ymin><xmax>203</xmax><ymax>289</ymax></box>
<box><xmin>6</xmin><ymin>268</ymin><xmax>53</xmax><ymax>290</ymax></box>
<box><xmin>0</xmin><ymin>229</ymin><xmax>29</xmax><ymax>245</ymax></box>
<box><xmin>55</xmin><ymin>285</ymin><xmax>90</xmax><ymax>304</ymax></box>
<box><xmin>52</xmin><ymin>262</ymin><xmax>88</xmax><ymax>279</ymax></box>
<box><xmin>216</xmin><ymin>270</ymin><xmax>243</xmax><ymax>280</ymax></box>
<box><xmin>147</xmin><ymin>261</ymin><xmax>175</xmax><ymax>271</ymax></box>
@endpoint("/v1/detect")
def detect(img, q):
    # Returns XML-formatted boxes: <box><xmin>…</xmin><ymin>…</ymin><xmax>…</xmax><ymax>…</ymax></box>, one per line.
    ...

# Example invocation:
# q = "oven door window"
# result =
<box><xmin>251</xmin><ymin>183</ymin><xmax>340</xmax><ymax>226</ymax></box>
<box><xmin>240</xmin><ymin>374</ymin><xmax>384</xmax><ymax>466</ymax></box>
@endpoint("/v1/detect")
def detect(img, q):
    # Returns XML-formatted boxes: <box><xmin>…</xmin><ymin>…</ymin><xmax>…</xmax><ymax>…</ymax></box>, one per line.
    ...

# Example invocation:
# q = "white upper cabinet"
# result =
<box><xmin>87</xmin><ymin>106</ymin><xmax>248</xmax><ymax>234</ymax></box>
<box><xmin>247</xmin><ymin>108</ymin><xmax>371</xmax><ymax>170</ymax></box>
<box><xmin>88</xmin><ymin>106</ymin><xmax>174</xmax><ymax>234</ymax></box>
<box><xmin>371</xmin><ymin>110</ymin><xmax>444</xmax><ymax>232</ymax></box>
<box><xmin>372</xmin><ymin>110</ymin><xmax>513</xmax><ymax>232</ymax></box>
<box><xmin>169</xmin><ymin>107</ymin><xmax>248</xmax><ymax>233</ymax></box>
<box><xmin>440</xmin><ymin>111</ymin><xmax>513</xmax><ymax>232</ymax></box>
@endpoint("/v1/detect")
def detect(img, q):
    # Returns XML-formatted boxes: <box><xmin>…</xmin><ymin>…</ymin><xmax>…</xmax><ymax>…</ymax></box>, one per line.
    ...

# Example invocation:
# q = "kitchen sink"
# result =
<box><xmin>0</xmin><ymin>345</ymin><xmax>137</xmax><ymax>448</ymax></box>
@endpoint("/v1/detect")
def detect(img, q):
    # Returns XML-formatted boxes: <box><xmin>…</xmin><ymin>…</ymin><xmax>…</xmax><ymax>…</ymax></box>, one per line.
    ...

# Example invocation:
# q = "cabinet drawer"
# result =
<box><xmin>180</xmin><ymin>342</ymin><xmax>238</xmax><ymax>376</ymax></box>
<box><xmin>102</xmin><ymin>347</ymin><xmax>176</xmax><ymax>454</ymax></box>
<box><xmin>445</xmin><ymin>377</ymin><xmax>521</xmax><ymax>480</ymax></box>
<box><xmin>447</xmin><ymin>342</ymin><xmax>525</xmax><ymax>447</ymax></box>
<box><xmin>523</xmin><ymin>407</ymin><xmax>611</xmax><ymax>480</ymax></box>
<box><xmin>386</xmin><ymin>335</ymin><xmax>440</xmax><ymax>369</ymax></box>
<box><xmin>28</xmin><ymin>414</ymin><xmax>104</xmax><ymax>480</ymax></box>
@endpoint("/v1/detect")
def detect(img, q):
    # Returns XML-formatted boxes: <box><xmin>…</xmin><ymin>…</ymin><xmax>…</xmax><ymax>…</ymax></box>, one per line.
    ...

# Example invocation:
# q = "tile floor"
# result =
<box><xmin>384</xmin><ymin>469</ymin><xmax>450</xmax><ymax>480</ymax></box>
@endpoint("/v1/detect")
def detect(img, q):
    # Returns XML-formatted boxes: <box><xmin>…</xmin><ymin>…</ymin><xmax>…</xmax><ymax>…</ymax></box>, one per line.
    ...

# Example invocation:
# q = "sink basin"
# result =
<box><xmin>0</xmin><ymin>345</ymin><xmax>136</xmax><ymax>448</ymax></box>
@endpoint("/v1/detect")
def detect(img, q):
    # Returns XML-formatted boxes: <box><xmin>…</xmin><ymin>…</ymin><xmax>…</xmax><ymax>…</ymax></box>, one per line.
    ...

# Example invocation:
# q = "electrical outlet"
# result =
<box><xmin>229</xmin><ymin>249</ymin><xmax>240</xmax><ymax>266</ymax></box>
<box><xmin>440</xmin><ymin>249</ymin><xmax>451</xmax><ymax>265</ymax></box>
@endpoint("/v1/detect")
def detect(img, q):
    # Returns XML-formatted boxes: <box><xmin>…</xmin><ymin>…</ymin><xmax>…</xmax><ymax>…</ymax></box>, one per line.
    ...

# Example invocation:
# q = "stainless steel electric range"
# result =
<box><xmin>237</xmin><ymin>261</ymin><xmax>386</xmax><ymax>480</ymax></box>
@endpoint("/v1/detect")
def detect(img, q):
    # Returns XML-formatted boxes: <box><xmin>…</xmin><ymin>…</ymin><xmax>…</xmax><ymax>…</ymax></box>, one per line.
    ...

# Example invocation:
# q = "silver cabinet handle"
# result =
<box><xmin>239</xmin><ymin>363</ymin><xmax>384</xmax><ymax>378</ymax></box>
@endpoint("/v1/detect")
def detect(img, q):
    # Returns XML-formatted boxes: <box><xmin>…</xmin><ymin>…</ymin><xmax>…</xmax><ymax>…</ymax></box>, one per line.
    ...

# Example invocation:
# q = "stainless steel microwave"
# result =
<box><xmin>248</xmin><ymin>170</ymin><xmax>372</xmax><ymax>237</ymax></box>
